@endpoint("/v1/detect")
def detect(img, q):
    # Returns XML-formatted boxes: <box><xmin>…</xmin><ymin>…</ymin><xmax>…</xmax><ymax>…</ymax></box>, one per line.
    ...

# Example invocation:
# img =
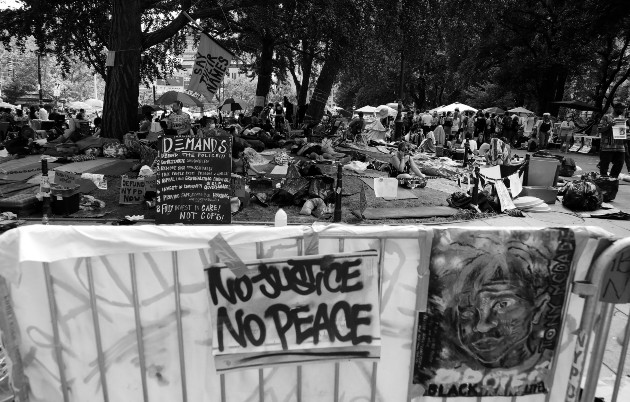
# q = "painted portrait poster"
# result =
<box><xmin>412</xmin><ymin>228</ymin><xmax>575</xmax><ymax>398</ymax></box>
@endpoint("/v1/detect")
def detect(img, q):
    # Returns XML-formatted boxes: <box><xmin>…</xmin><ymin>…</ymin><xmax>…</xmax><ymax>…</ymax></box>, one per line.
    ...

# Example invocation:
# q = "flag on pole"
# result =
<box><xmin>188</xmin><ymin>33</ymin><xmax>234</xmax><ymax>103</ymax></box>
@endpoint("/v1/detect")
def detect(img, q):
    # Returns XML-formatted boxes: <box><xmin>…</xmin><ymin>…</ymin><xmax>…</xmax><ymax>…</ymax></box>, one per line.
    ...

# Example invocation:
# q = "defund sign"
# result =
<box><xmin>205</xmin><ymin>250</ymin><xmax>381</xmax><ymax>371</ymax></box>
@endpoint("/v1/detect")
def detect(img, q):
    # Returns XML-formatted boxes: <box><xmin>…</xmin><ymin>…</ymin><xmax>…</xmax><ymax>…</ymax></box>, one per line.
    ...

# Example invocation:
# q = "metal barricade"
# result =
<box><xmin>569</xmin><ymin>237</ymin><xmax>630</xmax><ymax>402</ymax></box>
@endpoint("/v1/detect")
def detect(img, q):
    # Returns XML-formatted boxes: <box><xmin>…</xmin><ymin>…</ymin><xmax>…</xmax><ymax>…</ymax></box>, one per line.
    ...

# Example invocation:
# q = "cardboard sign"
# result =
<box><xmin>412</xmin><ymin>228</ymin><xmax>575</xmax><ymax>398</ymax></box>
<box><xmin>206</xmin><ymin>250</ymin><xmax>381</xmax><ymax>371</ymax></box>
<box><xmin>495</xmin><ymin>180</ymin><xmax>516</xmax><ymax>211</ymax></box>
<box><xmin>156</xmin><ymin>136</ymin><xmax>232</xmax><ymax>224</ymax></box>
<box><xmin>54</xmin><ymin>170</ymin><xmax>77</xmax><ymax>187</ymax></box>
<box><xmin>144</xmin><ymin>175</ymin><xmax>156</xmax><ymax>192</ymax></box>
<box><xmin>613</xmin><ymin>125</ymin><xmax>627</xmax><ymax>140</ymax></box>
<box><xmin>119</xmin><ymin>177</ymin><xmax>145</xmax><ymax>205</ymax></box>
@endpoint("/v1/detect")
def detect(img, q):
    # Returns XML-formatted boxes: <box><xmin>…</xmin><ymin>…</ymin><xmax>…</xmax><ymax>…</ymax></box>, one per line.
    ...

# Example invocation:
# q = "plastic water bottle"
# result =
<box><xmin>274</xmin><ymin>208</ymin><xmax>287</xmax><ymax>227</ymax></box>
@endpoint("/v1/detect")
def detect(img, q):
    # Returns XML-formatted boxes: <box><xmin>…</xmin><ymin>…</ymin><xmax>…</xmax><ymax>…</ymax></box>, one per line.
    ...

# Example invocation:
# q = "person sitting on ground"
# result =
<box><xmin>459</xmin><ymin>132</ymin><xmax>478</xmax><ymax>154</ymax></box>
<box><xmin>348</xmin><ymin>111</ymin><xmax>365</xmax><ymax>138</ymax></box>
<box><xmin>4</xmin><ymin>125</ymin><xmax>36</xmax><ymax>155</ymax></box>
<box><xmin>14</xmin><ymin>109</ymin><xmax>28</xmax><ymax>128</ymax></box>
<box><xmin>139</xmin><ymin>111</ymin><xmax>152</xmax><ymax>132</ymax></box>
<box><xmin>419</xmin><ymin>131</ymin><xmax>437</xmax><ymax>153</ymax></box>
<box><xmin>76</xmin><ymin>108</ymin><xmax>86</xmax><ymax>121</ymax></box>
<box><xmin>388</xmin><ymin>141</ymin><xmax>426</xmax><ymax>179</ymax></box>
<box><xmin>93</xmin><ymin>117</ymin><xmax>102</xmax><ymax>138</ymax></box>
<box><xmin>160</xmin><ymin>120</ymin><xmax>177</xmax><ymax>136</ymax></box>
<box><xmin>486</xmin><ymin>137</ymin><xmax>512</xmax><ymax>166</ymax></box>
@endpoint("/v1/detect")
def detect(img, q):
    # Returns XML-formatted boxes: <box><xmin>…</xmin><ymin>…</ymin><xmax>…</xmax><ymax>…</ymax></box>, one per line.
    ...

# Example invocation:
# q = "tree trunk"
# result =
<box><xmin>536</xmin><ymin>64</ymin><xmax>568</xmax><ymax>116</ymax></box>
<box><xmin>102</xmin><ymin>0</ymin><xmax>142</xmax><ymax>140</ymax></box>
<box><xmin>304</xmin><ymin>48</ymin><xmax>342</xmax><ymax>123</ymax></box>
<box><xmin>297</xmin><ymin>50</ymin><xmax>314</xmax><ymax>109</ymax></box>
<box><xmin>255</xmin><ymin>31</ymin><xmax>275</xmax><ymax>107</ymax></box>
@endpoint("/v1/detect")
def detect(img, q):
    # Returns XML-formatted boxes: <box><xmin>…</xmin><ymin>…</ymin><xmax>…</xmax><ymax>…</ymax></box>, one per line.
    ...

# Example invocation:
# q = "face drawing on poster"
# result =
<box><xmin>454</xmin><ymin>257</ymin><xmax>550</xmax><ymax>367</ymax></box>
<box><xmin>414</xmin><ymin>229</ymin><xmax>574</xmax><ymax>397</ymax></box>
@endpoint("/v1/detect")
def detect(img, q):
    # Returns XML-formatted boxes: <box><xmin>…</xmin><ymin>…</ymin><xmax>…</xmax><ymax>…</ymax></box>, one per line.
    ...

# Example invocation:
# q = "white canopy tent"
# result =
<box><xmin>355</xmin><ymin>105</ymin><xmax>377</xmax><ymax>113</ymax></box>
<box><xmin>436</xmin><ymin>102</ymin><xmax>477</xmax><ymax>114</ymax></box>
<box><xmin>376</xmin><ymin>105</ymin><xmax>397</xmax><ymax>118</ymax></box>
<box><xmin>508</xmin><ymin>107</ymin><xmax>535</xmax><ymax>115</ymax></box>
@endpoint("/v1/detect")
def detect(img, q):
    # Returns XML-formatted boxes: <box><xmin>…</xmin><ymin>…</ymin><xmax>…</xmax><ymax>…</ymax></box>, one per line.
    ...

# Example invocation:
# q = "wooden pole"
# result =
<box><xmin>333</xmin><ymin>164</ymin><xmax>343</xmax><ymax>222</ymax></box>
<box><xmin>523</xmin><ymin>154</ymin><xmax>530</xmax><ymax>186</ymax></box>
<box><xmin>471</xmin><ymin>166</ymin><xmax>480</xmax><ymax>205</ymax></box>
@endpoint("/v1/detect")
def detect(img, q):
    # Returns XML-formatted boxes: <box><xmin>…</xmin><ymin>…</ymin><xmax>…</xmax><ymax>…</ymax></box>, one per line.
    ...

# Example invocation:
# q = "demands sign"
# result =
<box><xmin>206</xmin><ymin>251</ymin><xmax>381</xmax><ymax>371</ymax></box>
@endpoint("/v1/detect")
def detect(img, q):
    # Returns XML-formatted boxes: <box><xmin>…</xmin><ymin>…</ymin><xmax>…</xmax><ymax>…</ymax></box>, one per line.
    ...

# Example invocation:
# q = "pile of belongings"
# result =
<box><xmin>559</xmin><ymin>172</ymin><xmax>617</xmax><ymax>211</ymax></box>
<box><xmin>513</xmin><ymin>196</ymin><xmax>550</xmax><ymax>213</ymax></box>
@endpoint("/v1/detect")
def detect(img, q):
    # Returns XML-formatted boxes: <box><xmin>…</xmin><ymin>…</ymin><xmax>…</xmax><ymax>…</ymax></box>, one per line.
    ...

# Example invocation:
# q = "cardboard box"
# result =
<box><xmin>520</xmin><ymin>186</ymin><xmax>558</xmax><ymax>204</ymax></box>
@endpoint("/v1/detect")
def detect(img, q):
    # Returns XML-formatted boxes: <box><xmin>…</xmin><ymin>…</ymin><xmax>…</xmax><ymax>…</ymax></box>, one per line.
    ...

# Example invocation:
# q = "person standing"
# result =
<box><xmin>443</xmin><ymin>111</ymin><xmax>453</xmax><ymax>139</ymax></box>
<box><xmin>283</xmin><ymin>96</ymin><xmax>294</xmax><ymax>127</ymax></box>
<box><xmin>167</xmin><ymin>101</ymin><xmax>192</xmax><ymax>135</ymax></box>
<box><xmin>474</xmin><ymin>111</ymin><xmax>486</xmax><ymax>143</ymax></box>
<box><xmin>38</xmin><ymin>104</ymin><xmax>49</xmax><ymax>121</ymax></box>
<box><xmin>452</xmin><ymin>108</ymin><xmax>461</xmax><ymax>138</ymax></box>
<box><xmin>536</xmin><ymin>113</ymin><xmax>552</xmax><ymax>150</ymax></box>
<box><xmin>421</xmin><ymin>110</ymin><xmax>432</xmax><ymax>134</ymax></box>
<box><xmin>599</xmin><ymin>103</ymin><xmax>627</xmax><ymax>178</ymax></box>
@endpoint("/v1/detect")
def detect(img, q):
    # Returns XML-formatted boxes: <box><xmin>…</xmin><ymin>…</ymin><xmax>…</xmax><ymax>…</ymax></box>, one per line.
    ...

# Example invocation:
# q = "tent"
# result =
<box><xmin>355</xmin><ymin>105</ymin><xmax>377</xmax><ymax>113</ymax></box>
<box><xmin>508</xmin><ymin>107</ymin><xmax>535</xmax><ymax>115</ymax></box>
<box><xmin>437</xmin><ymin>102</ymin><xmax>477</xmax><ymax>114</ymax></box>
<box><xmin>483</xmin><ymin>107</ymin><xmax>505</xmax><ymax>115</ymax></box>
<box><xmin>376</xmin><ymin>105</ymin><xmax>397</xmax><ymax>118</ymax></box>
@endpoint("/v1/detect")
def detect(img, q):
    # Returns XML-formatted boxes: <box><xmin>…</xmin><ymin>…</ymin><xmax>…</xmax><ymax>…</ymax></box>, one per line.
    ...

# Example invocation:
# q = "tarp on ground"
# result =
<box><xmin>0</xmin><ymin>225</ymin><xmax>615</xmax><ymax>402</ymax></box>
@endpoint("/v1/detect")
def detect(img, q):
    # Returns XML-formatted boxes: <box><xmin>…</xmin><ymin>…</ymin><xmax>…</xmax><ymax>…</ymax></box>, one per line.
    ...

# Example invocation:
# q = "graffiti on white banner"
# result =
<box><xmin>205</xmin><ymin>250</ymin><xmax>381</xmax><ymax>371</ymax></box>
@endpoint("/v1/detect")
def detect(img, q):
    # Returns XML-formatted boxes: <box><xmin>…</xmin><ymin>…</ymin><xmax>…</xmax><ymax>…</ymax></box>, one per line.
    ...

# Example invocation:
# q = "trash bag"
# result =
<box><xmin>447</xmin><ymin>192</ymin><xmax>472</xmax><ymax>209</ymax></box>
<box><xmin>559</xmin><ymin>179</ymin><xmax>603</xmax><ymax>211</ymax></box>
<box><xmin>308</xmin><ymin>175</ymin><xmax>335</xmax><ymax>203</ymax></box>
<box><xmin>559</xmin><ymin>157</ymin><xmax>577</xmax><ymax>177</ymax></box>
<box><xmin>594</xmin><ymin>176</ymin><xmax>619</xmax><ymax>202</ymax></box>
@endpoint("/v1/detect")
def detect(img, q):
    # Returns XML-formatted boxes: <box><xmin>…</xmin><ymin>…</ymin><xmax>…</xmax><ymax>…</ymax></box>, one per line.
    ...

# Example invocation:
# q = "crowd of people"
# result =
<box><xmin>0</xmin><ymin>104</ymin><xmax>98</xmax><ymax>155</ymax></box>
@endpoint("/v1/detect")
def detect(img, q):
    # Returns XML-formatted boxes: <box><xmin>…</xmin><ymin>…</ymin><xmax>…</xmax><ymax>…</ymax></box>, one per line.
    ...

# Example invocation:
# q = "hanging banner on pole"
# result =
<box><xmin>188</xmin><ymin>33</ymin><xmax>233</xmax><ymax>103</ymax></box>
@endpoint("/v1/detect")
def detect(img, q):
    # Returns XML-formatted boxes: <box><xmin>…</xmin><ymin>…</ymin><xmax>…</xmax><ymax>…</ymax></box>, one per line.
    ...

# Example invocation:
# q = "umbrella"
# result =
<box><xmin>138</xmin><ymin>105</ymin><xmax>164</xmax><ymax>115</ymax></box>
<box><xmin>67</xmin><ymin>101</ymin><xmax>93</xmax><ymax>110</ymax></box>
<box><xmin>355</xmin><ymin>105</ymin><xmax>377</xmax><ymax>113</ymax></box>
<box><xmin>219</xmin><ymin>98</ymin><xmax>245</xmax><ymax>112</ymax></box>
<box><xmin>332</xmin><ymin>108</ymin><xmax>352</xmax><ymax>118</ymax></box>
<box><xmin>155</xmin><ymin>91</ymin><xmax>204</xmax><ymax>108</ymax></box>
<box><xmin>0</xmin><ymin>102</ymin><xmax>17</xmax><ymax>109</ymax></box>
<box><xmin>436</xmin><ymin>102</ymin><xmax>477</xmax><ymax>114</ymax></box>
<box><xmin>84</xmin><ymin>99</ymin><xmax>104</xmax><ymax>108</ymax></box>
<box><xmin>507</xmin><ymin>107</ymin><xmax>534</xmax><ymax>115</ymax></box>
<box><xmin>551</xmin><ymin>100</ymin><xmax>599</xmax><ymax>112</ymax></box>
<box><xmin>386</xmin><ymin>102</ymin><xmax>403</xmax><ymax>110</ymax></box>
<box><xmin>483</xmin><ymin>107</ymin><xmax>505</xmax><ymax>115</ymax></box>
<box><xmin>376</xmin><ymin>105</ymin><xmax>397</xmax><ymax>118</ymax></box>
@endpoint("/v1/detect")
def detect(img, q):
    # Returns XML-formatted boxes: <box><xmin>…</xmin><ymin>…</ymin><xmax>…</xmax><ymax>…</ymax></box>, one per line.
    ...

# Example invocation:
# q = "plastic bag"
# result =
<box><xmin>559</xmin><ymin>179</ymin><xmax>603</xmax><ymax>211</ymax></box>
<box><xmin>594</xmin><ymin>176</ymin><xmax>619</xmax><ymax>202</ymax></box>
